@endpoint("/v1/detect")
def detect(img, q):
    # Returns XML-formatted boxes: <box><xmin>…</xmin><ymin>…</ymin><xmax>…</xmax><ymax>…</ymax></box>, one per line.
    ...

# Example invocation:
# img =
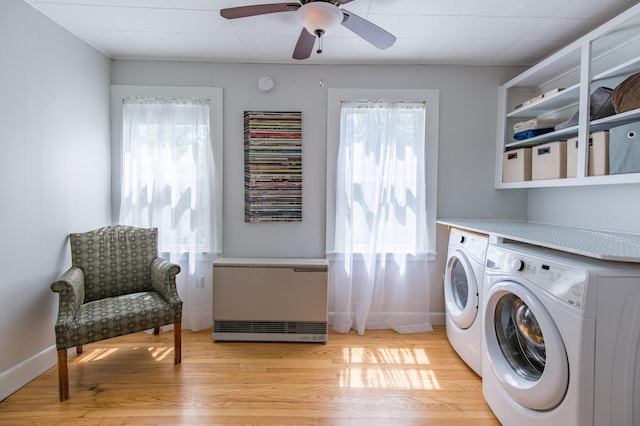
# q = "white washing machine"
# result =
<box><xmin>444</xmin><ymin>227</ymin><xmax>488</xmax><ymax>376</ymax></box>
<box><xmin>482</xmin><ymin>242</ymin><xmax>640</xmax><ymax>426</ymax></box>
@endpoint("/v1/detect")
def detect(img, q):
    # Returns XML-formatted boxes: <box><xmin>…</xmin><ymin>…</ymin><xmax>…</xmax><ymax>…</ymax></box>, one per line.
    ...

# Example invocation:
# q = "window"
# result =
<box><xmin>120</xmin><ymin>98</ymin><xmax>214</xmax><ymax>252</ymax></box>
<box><xmin>326</xmin><ymin>89</ymin><xmax>439</xmax><ymax>257</ymax></box>
<box><xmin>337</xmin><ymin>100</ymin><xmax>427</xmax><ymax>253</ymax></box>
<box><xmin>326</xmin><ymin>89</ymin><xmax>439</xmax><ymax>335</ymax></box>
<box><xmin>111</xmin><ymin>85</ymin><xmax>223</xmax><ymax>255</ymax></box>
<box><xmin>111</xmin><ymin>85</ymin><xmax>223</xmax><ymax>333</ymax></box>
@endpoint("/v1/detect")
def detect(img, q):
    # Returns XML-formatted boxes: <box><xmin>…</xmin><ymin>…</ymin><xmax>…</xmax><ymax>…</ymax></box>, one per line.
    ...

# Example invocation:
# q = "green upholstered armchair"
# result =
<box><xmin>50</xmin><ymin>225</ymin><xmax>182</xmax><ymax>401</ymax></box>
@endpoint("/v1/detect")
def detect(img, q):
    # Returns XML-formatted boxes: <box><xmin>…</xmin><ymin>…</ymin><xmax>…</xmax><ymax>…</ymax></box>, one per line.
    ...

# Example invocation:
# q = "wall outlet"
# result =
<box><xmin>196</xmin><ymin>275</ymin><xmax>205</xmax><ymax>288</ymax></box>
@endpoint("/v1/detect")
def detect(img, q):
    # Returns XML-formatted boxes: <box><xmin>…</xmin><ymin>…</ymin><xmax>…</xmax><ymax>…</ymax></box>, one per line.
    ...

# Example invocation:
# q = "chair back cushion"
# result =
<box><xmin>70</xmin><ymin>225</ymin><xmax>158</xmax><ymax>303</ymax></box>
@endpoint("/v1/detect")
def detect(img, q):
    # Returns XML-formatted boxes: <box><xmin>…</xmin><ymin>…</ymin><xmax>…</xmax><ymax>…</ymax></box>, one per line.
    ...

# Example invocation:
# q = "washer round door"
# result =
<box><xmin>484</xmin><ymin>280</ymin><xmax>569</xmax><ymax>411</ymax></box>
<box><xmin>444</xmin><ymin>250</ymin><xmax>479</xmax><ymax>329</ymax></box>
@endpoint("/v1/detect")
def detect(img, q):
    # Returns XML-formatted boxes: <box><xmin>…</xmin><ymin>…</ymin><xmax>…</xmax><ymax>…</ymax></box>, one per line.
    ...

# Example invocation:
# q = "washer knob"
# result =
<box><xmin>511</xmin><ymin>259</ymin><xmax>525</xmax><ymax>272</ymax></box>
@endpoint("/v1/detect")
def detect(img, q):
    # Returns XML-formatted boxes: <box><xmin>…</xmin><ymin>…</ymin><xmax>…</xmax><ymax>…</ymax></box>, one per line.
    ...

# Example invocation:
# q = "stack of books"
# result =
<box><xmin>512</xmin><ymin>88</ymin><xmax>565</xmax><ymax>111</ymax></box>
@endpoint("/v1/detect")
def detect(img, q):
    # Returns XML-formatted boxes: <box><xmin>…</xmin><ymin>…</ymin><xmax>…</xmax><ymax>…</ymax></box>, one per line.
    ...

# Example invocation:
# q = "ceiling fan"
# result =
<box><xmin>220</xmin><ymin>0</ymin><xmax>396</xmax><ymax>60</ymax></box>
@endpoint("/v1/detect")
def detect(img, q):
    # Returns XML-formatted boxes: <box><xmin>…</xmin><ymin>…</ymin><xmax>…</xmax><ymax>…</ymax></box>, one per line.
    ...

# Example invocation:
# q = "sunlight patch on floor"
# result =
<box><xmin>343</xmin><ymin>347</ymin><xmax>431</xmax><ymax>364</ymax></box>
<box><xmin>76</xmin><ymin>346</ymin><xmax>173</xmax><ymax>362</ymax></box>
<box><xmin>339</xmin><ymin>367</ymin><xmax>440</xmax><ymax>390</ymax></box>
<box><xmin>148</xmin><ymin>346</ymin><xmax>174</xmax><ymax>361</ymax></box>
<box><xmin>78</xmin><ymin>348</ymin><xmax>120</xmax><ymax>362</ymax></box>
<box><xmin>339</xmin><ymin>347</ymin><xmax>440</xmax><ymax>390</ymax></box>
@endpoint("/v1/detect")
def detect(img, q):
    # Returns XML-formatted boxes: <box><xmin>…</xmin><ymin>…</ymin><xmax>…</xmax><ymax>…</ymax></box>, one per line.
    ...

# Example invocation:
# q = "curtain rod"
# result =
<box><xmin>123</xmin><ymin>97</ymin><xmax>211</xmax><ymax>105</ymax></box>
<box><xmin>340</xmin><ymin>99</ymin><xmax>426</xmax><ymax>104</ymax></box>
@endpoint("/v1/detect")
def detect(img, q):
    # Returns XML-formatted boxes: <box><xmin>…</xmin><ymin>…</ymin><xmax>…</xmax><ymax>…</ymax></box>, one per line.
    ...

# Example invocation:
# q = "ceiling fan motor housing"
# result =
<box><xmin>296</xmin><ymin>1</ymin><xmax>344</xmax><ymax>35</ymax></box>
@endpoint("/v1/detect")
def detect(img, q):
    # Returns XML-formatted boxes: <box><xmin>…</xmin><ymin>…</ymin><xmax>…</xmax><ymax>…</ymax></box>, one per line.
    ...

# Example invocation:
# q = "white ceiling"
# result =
<box><xmin>23</xmin><ymin>0</ymin><xmax>640</xmax><ymax>66</ymax></box>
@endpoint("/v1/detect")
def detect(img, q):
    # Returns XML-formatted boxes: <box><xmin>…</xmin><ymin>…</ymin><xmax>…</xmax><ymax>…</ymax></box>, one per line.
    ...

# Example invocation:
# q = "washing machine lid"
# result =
<box><xmin>484</xmin><ymin>280</ymin><xmax>569</xmax><ymax>411</ymax></box>
<box><xmin>445</xmin><ymin>250</ymin><xmax>479</xmax><ymax>329</ymax></box>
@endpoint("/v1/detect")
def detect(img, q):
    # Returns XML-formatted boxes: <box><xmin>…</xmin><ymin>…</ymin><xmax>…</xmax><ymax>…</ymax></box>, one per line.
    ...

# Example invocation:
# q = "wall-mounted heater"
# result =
<box><xmin>212</xmin><ymin>257</ymin><xmax>328</xmax><ymax>343</ymax></box>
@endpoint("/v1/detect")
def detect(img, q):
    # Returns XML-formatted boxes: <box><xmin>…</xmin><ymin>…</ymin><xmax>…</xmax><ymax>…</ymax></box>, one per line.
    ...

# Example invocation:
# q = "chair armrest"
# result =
<box><xmin>50</xmin><ymin>267</ymin><xmax>85</xmax><ymax>325</ymax></box>
<box><xmin>150</xmin><ymin>257</ymin><xmax>182</xmax><ymax>306</ymax></box>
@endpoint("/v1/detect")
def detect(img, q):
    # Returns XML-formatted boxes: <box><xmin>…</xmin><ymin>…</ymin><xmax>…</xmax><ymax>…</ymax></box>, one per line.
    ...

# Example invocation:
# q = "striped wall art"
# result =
<box><xmin>244</xmin><ymin>111</ymin><xmax>302</xmax><ymax>222</ymax></box>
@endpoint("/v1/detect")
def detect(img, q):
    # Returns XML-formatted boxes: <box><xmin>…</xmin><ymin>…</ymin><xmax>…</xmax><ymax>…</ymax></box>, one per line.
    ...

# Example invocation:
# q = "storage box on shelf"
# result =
<box><xmin>532</xmin><ymin>141</ymin><xmax>567</xmax><ymax>180</ymax></box>
<box><xmin>609</xmin><ymin>122</ymin><xmax>640</xmax><ymax>174</ymax></box>
<box><xmin>496</xmin><ymin>3</ymin><xmax>640</xmax><ymax>188</ymax></box>
<box><xmin>502</xmin><ymin>148</ymin><xmax>531</xmax><ymax>183</ymax></box>
<box><xmin>566</xmin><ymin>131</ymin><xmax>609</xmax><ymax>178</ymax></box>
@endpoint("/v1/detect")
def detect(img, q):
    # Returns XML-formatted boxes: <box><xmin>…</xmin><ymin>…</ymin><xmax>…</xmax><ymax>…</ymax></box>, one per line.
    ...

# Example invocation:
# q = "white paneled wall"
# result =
<box><xmin>0</xmin><ymin>0</ymin><xmax>111</xmax><ymax>400</ymax></box>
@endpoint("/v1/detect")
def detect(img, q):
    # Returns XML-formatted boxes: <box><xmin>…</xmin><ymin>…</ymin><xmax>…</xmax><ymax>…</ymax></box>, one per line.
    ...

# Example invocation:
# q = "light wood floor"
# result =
<box><xmin>1</xmin><ymin>326</ymin><xmax>499</xmax><ymax>425</ymax></box>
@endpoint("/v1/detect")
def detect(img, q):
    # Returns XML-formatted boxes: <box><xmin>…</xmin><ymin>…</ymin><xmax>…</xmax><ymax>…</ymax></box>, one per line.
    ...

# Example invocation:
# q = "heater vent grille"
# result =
<box><xmin>214</xmin><ymin>320</ymin><xmax>327</xmax><ymax>335</ymax></box>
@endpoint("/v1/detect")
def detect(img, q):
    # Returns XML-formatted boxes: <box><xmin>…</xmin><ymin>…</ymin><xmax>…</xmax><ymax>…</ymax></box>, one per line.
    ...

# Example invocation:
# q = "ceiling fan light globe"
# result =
<box><xmin>296</xmin><ymin>2</ymin><xmax>343</xmax><ymax>35</ymax></box>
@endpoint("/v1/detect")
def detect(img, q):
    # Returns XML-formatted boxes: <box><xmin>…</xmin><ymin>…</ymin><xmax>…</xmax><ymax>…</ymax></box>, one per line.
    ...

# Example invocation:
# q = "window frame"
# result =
<box><xmin>326</xmin><ymin>89</ymin><xmax>439</xmax><ymax>259</ymax></box>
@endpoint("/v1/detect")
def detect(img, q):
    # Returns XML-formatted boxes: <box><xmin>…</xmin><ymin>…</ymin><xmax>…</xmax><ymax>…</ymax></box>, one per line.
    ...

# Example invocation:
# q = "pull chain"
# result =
<box><xmin>313</xmin><ymin>30</ymin><xmax>326</xmax><ymax>87</ymax></box>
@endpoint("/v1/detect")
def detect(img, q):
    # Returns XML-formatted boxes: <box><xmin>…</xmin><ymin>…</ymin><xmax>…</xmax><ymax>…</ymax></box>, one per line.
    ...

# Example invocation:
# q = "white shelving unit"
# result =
<box><xmin>495</xmin><ymin>4</ymin><xmax>640</xmax><ymax>189</ymax></box>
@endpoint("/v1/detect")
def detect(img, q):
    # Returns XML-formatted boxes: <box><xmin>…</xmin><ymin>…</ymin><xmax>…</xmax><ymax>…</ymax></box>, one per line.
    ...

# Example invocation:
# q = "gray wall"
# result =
<box><xmin>528</xmin><ymin>185</ymin><xmax>640</xmax><ymax>233</ymax></box>
<box><xmin>0</xmin><ymin>0</ymin><xmax>111</xmax><ymax>399</ymax></box>
<box><xmin>111</xmin><ymin>60</ymin><xmax>529</xmax><ymax>324</ymax></box>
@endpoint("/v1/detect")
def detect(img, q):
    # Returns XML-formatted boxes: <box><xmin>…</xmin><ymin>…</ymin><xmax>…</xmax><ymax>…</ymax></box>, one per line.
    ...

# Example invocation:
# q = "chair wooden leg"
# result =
<box><xmin>57</xmin><ymin>349</ymin><xmax>69</xmax><ymax>402</ymax></box>
<box><xmin>76</xmin><ymin>345</ymin><xmax>83</xmax><ymax>354</ymax></box>
<box><xmin>174</xmin><ymin>322</ymin><xmax>181</xmax><ymax>364</ymax></box>
<box><xmin>153</xmin><ymin>327</ymin><xmax>160</xmax><ymax>335</ymax></box>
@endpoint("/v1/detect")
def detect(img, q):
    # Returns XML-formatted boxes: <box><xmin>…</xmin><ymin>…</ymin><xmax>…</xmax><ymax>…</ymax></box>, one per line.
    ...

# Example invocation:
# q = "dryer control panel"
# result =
<box><xmin>486</xmin><ymin>245</ymin><xmax>588</xmax><ymax>309</ymax></box>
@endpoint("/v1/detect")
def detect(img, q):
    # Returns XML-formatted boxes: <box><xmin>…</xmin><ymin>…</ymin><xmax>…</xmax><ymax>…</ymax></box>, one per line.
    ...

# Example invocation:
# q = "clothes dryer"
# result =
<box><xmin>444</xmin><ymin>228</ymin><xmax>488</xmax><ymax>376</ymax></box>
<box><xmin>482</xmin><ymin>242</ymin><xmax>640</xmax><ymax>426</ymax></box>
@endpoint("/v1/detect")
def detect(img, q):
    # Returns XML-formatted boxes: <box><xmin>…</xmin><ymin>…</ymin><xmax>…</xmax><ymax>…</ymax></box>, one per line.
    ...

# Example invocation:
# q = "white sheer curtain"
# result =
<box><xmin>119</xmin><ymin>97</ymin><xmax>217</xmax><ymax>331</ymax></box>
<box><xmin>331</xmin><ymin>100</ymin><xmax>432</xmax><ymax>335</ymax></box>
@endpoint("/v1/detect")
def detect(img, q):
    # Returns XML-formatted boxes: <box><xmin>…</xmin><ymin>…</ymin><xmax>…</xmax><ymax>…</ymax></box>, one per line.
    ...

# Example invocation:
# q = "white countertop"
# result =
<box><xmin>437</xmin><ymin>219</ymin><xmax>640</xmax><ymax>263</ymax></box>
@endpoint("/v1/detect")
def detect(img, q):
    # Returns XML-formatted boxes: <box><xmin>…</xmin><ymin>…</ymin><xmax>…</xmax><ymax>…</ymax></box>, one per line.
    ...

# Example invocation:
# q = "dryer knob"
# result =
<box><xmin>511</xmin><ymin>259</ymin><xmax>525</xmax><ymax>272</ymax></box>
<box><xmin>459</xmin><ymin>235</ymin><xmax>465</xmax><ymax>244</ymax></box>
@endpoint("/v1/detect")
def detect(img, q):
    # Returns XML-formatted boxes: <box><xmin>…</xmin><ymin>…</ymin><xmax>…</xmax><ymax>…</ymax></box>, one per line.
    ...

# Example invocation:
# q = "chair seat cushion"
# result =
<box><xmin>72</xmin><ymin>291</ymin><xmax>178</xmax><ymax>346</ymax></box>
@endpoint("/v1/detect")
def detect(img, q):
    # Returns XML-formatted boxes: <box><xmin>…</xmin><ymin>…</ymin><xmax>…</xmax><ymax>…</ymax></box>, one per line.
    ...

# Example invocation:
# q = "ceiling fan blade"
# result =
<box><xmin>292</xmin><ymin>28</ymin><xmax>316</xmax><ymax>60</ymax></box>
<box><xmin>340</xmin><ymin>10</ymin><xmax>396</xmax><ymax>50</ymax></box>
<box><xmin>220</xmin><ymin>3</ymin><xmax>300</xmax><ymax>19</ymax></box>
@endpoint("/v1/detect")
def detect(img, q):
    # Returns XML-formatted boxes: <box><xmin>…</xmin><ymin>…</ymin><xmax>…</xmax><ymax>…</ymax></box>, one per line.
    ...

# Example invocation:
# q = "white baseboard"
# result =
<box><xmin>0</xmin><ymin>345</ymin><xmax>57</xmax><ymax>401</ymax></box>
<box><xmin>430</xmin><ymin>312</ymin><xmax>446</xmax><ymax>326</ymax></box>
